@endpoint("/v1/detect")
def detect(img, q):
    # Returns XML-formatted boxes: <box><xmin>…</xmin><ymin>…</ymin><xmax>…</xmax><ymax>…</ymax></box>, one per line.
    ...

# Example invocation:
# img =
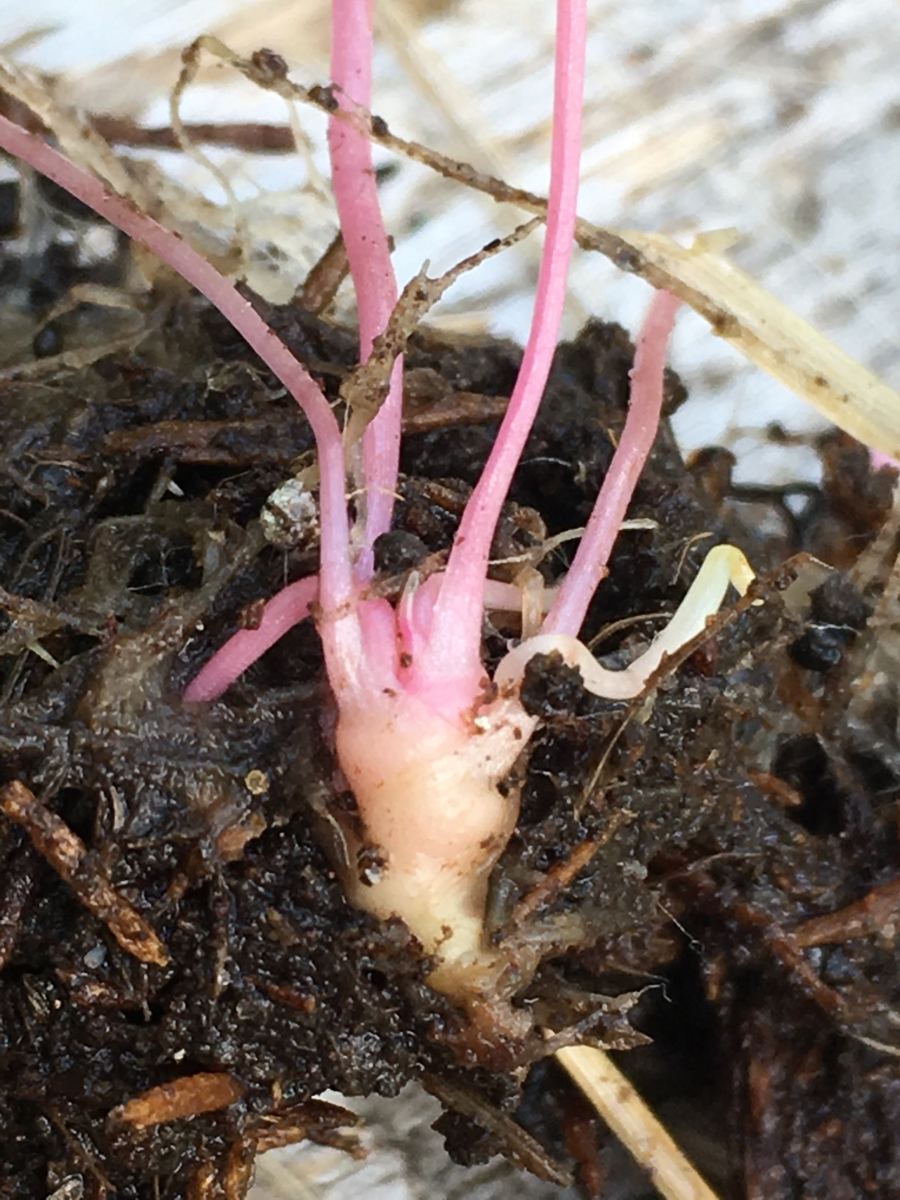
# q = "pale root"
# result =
<box><xmin>336</xmin><ymin>687</ymin><xmax>537</xmax><ymax>989</ymax></box>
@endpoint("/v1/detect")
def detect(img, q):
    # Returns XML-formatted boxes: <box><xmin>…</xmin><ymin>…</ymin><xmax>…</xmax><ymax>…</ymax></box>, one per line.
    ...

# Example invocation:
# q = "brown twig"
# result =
<box><xmin>295</xmin><ymin>230</ymin><xmax>350</xmax><ymax>313</ymax></box>
<box><xmin>685</xmin><ymin>870</ymin><xmax>846</xmax><ymax>1019</ymax></box>
<box><xmin>252</xmin><ymin>1099</ymin><xmax>363</xmax><ymax>1156</ymax></box>
<box><xmin>103</xmin><ymin>417</ymin><xmax>304</xmax><ymax>466</ymax></box>
<box><xmin>423</xmin><ymin>1073</ymin><xmax>573</xmax><ymax>1187</ymax></box>
<box><xmin>507</xmin><ymin>809</ymin><xmax>634</xmax><ymax>928</ymax></box>
<box><xmin>339</xmin><ymin>218</ymin><xmax>539</xmax><ymax>448</ymax></box>
<box><xmin>747</xmin><ymin>769</ymin><xmax>804</xmax><ymax>809</ymax></box>
<box><xmin>0</xmin><ymin>780</ymin><xmax>170</xmax><ymax>967</ymax></box>
<box><xmin>110</xmin><ymin>1072</ymin><xmax>244</xmax><ymax>1129</ymax></box>
<box><xmin>731</xmin><ymin>901</ymin><xmax>846</xmax><ymax>1016</ymax></box>
<box><xmin>561</xmin><ymin>1087</ymin><xmax>607</xmax><ymax>1199</ymax></box>
<box><xmin>402</xmin><ymin>389</ymin><xmax>510</xmax><ymax>432</ymax></box>
<box><xmin>91</xmin><ymin>115</ymin><xmax>296</xmax><ymax>153</ymax></box>
<box><xmin>791</xmin><ymin>876</ymin><xmax>900</xmax><ymax>948</ymax></box>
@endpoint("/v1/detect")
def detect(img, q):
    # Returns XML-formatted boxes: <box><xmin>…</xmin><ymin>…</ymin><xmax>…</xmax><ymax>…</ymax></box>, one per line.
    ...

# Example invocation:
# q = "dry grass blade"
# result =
<box><xmin>555</xmin><ymin>1044</ymin><xmax>722</xmax><ymax>1200</ymax></box>
<box><xmin>341</xmin><ymin>218</ymin><xmax>540</xmax><ymax>444</ymax></box>
<box><xmin>171</xmin><ymin>39</ymin><xmax>253</xmax><ymax>265</ymax></box>
<box><xmin>0</xmin><ymin>56</ymin><xmax>149</xmax><ymax>205</ymax></box>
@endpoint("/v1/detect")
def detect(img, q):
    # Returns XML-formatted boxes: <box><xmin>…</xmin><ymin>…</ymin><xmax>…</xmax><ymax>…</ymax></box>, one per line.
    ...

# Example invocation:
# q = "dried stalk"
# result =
<box><xmin>556</xmin><ymin>1043</ymin><xmax>722</xmax><ymax>1200</ymax></box>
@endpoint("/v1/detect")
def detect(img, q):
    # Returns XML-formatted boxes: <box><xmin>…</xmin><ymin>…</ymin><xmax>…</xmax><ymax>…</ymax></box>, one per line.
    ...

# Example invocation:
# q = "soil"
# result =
<box><xmin>2</xmin><ymin>186</ymin><xmax>900</xmax><ymax>1200</ymax></box>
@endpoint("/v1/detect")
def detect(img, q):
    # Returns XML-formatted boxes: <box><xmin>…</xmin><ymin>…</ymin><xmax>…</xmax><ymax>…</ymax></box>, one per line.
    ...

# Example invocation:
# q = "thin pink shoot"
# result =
<box><xmin>543</xmin><ymin>289</ymin><xmax>683</xmax><ymax>637</ymax></box>
<box><xmin>329</xmin><ymin>0</ymin><xmax>403</xmax><ymax>570</ymax></box>
<box><xmin>870</xmin><ymin>449</ymin><xmax>900</xmax><ymax>473</ymax></box>
<box><xmin>0</xmin><ymin>114</ymin><xmax>353</xmax><ymax>624</ymax></box>
<box><xmin>414</xmin><ymin>0</ymin><xmax>588</xmax><ymax>691</ymax></box>
<box><xmin>183</xmin><ymin>576</ymin><xmax>319</xmax><ymax>703</ymax></box>
<box><xmin>495</xmin><ymin>288</ymin><xmax>754</xmax><ymax>713</ymax></box>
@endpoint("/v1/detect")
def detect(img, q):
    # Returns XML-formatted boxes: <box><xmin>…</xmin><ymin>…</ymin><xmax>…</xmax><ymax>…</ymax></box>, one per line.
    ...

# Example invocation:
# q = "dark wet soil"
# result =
<box><xmin>2</xmin><ymin>187</ymin><xmax>900</xmax><ymax>1200</ymax></box>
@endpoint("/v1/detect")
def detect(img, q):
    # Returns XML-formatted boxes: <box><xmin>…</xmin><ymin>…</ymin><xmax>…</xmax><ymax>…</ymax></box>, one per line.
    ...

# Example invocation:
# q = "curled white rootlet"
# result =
<box><xmin>494</xmin><ymin>544</ymin><xmax>756</xmax><ymax>701</ymax></box>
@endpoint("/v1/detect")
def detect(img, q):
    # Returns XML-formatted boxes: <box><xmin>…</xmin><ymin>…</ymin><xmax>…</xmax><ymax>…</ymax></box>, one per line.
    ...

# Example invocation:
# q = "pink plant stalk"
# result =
<box><xmin>183</xmin><ymin>577</ymin><xmax>319</xmax><ymax>703</ymax></box>
<box><xmin>329</xmin><ymin>0</ymin><xmax>403</xmax><ymax>568</ymax></box>
<box><xmin>544</xmin><ymin>289</ymin><xmax>682</xmax><ymax>635</ymax></box>
<box><xmin>870</xmin><ymin>449</ymin><xmax>900</xmax><ymax>473</ymax></box>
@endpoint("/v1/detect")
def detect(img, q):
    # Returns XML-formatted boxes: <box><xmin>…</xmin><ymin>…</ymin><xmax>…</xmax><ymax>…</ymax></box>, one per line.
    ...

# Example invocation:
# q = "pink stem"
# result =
<box><xmin>421</xmin><ymin>0</ymin><xmax>587</xmax><ymax>680</ymax></box>
<box><xmin>329</xmin><ymin>0</ymin><xmax>403</xmax><ymax>571</ymax></box>
<box><xmin>0</xmin><ymin>114</ymin><xmax>354</xmax><ymax>619</ymax></box>
<box><xmin>543</xmin><ymin>289</ymin><xmax>682</xmax><ymax>637</ymax></box>
<box><xmin>870</xmin><ymin>449</ymin><xmax>900</xmax><ymax>473</ymax></box>
<box><xmin>183</xmin><ymin>575</ymin><xmax>320</xmax><ymax>702</ymax></box>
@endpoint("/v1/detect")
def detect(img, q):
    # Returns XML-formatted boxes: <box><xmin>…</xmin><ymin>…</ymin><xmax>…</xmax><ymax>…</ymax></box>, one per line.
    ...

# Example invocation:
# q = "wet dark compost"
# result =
<box><xmin>2</xmin><ymin>194</ymin><xmax>900</xmax><ymax>1200</ymax></box>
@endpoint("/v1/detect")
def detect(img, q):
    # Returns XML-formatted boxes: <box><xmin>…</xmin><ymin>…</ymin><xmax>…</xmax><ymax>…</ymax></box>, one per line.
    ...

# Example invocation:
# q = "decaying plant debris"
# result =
<box><xmin>3</xmin><ymin>51</ymin><xmax>900</xmax><ymax>1200</ymax></box>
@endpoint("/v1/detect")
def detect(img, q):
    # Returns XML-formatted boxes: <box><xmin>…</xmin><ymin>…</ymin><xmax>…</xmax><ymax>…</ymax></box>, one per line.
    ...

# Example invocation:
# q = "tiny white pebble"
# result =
<box><xmin>83</xmin><ymin>944</ymin><xmax>106</xmax><ymax>969</ymax></box>
<box><xmin>261</xmin><ymin>477</ymin><xmax>320</xmax><ymax>549</ymax></box>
